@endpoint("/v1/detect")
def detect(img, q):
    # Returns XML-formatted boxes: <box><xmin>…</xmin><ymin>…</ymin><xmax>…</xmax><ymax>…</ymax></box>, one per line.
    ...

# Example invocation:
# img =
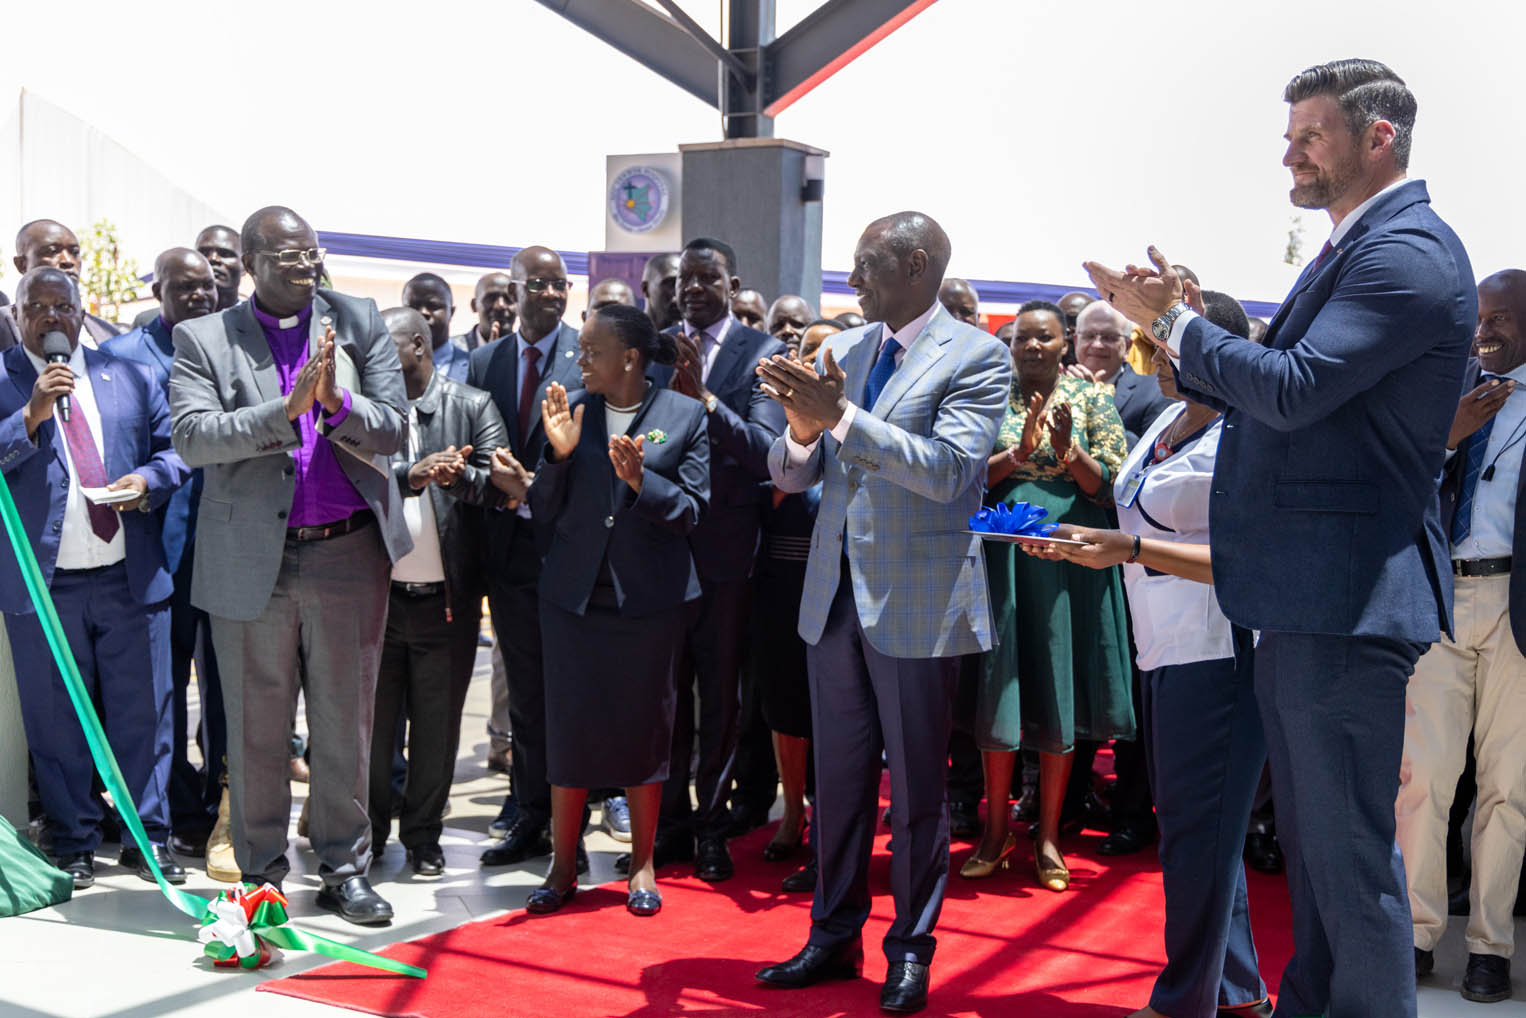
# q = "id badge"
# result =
<box><xmin>1118</xmin><ymin>466</ymin><xmax>1147</xmax><ymax>509</ymax></box>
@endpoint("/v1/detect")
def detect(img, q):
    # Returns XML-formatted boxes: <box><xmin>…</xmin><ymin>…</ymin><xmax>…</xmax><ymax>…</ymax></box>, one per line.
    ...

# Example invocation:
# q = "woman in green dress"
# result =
<box><xmin>960</xmin><ymin>299</ymin><xmax>1134</xmax><ymax>892</ymax></box>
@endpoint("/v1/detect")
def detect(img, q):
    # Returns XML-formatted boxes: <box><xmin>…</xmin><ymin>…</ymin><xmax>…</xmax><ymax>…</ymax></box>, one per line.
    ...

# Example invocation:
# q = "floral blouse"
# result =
<box><xmin>994</xmin><ymin>374</ymin><xmax>1128</xmax><ymax>498</ymax></box>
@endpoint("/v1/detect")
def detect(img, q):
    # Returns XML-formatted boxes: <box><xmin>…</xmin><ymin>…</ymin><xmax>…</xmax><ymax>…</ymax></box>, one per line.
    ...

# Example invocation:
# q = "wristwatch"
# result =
<box><xmin>704</xmin><ymin>394</ymin><xmax>718</xmax><ymax>413</ymax></box>
<box><xmin>1152</xmin><ymin>302</ymin><xmax>1192</xmax><ymax>343</ymax></box>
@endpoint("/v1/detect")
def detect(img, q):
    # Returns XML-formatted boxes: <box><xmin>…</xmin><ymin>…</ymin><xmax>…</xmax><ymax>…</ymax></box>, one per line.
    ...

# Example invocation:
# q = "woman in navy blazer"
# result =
<box><xmin>524</xmin><ymin>303</ymin><xmax>709</xmax><ymax>918</ymax></box>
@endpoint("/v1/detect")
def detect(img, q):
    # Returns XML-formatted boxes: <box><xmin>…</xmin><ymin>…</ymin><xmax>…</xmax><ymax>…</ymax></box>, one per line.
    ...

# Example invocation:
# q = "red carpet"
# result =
<box><xmin>261</xmin><ymin>799</ymin><xmax>1292</xmax><ymax>1017</ymax></box>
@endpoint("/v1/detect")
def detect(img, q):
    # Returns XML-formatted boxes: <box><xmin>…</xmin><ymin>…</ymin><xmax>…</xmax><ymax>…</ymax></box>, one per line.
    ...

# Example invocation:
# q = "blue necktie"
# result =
<box><xmin>864</xmin><ymin>337</ymin><xmax>902</xmax><ymax>411</ymax></box>
<box><xmin>1451</xmin><ymin>383</ymin><xmax>1498</xmax><ymax>546</ymax></box>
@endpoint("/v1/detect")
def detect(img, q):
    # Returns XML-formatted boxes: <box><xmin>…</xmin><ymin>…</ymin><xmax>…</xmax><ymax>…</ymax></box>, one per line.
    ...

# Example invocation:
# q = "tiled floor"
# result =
<box><xmin>0</xmin><ymin>642</ymin><xmax>1521</xmax><ymax>1017</ymax></box>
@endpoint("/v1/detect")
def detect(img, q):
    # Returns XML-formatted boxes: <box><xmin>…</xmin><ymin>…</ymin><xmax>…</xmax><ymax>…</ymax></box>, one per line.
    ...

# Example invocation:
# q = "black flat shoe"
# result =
<box><xmin>756</xmin><ymin>939</ymin><xmax>864</xmax><ymax>987</ymax></box>
<box><xmin>626</xmin><ymin>887</ymin><xmax>662</xmax><ymax>916</ymax></box>
<box><xmin>1415</xmin><ymin>946</ymin><xmax>1435</xmax><ymax>978</ymax></box>
<box><xmin>1098</xmin><ymin>825</ymin><xmax>1153</xmax><ymax>856</ymax></box>
<box><xmin>315</xmin><ymin>876</ymin><xmax>394</xmax><ymax>925</ymax></box>
<box><xmin>408</xmin><ymin>843</ymin><xmax>445</xmax><ymax>877</ymax></box>
<box><xmin>525</xmin><ymin>882</ymin><xmax>577</xmax><ymax>914</ymax></box>
<box><xmin>168</xmin><ymin>832</ymin><xmax>207</xmax><ymax>858</ymax></box>
<box><xmin>880</xmin><ymin>960</ymin><xmax>929</xmax><ymax>1014</ymax></box>
<box><xmin>695</xmin><ymin>837</ymin><xmax>734</xmax><ymax>882</ymax></box>
<box><xmin>1462</xmin><ymin>952</ymin><xmax>1511</xmax><ymax>1003</ymax></box>
<box><xmin>1219</xmin><ymin>999</ymin><xmax>1273</xmax><ymax>1017</ymax></box>
<box><xmin>480</xmin><ymin>819</ymin><xmax>551</xmax><ymax>866</ymax></box>
<box><xmin>119</xmin><ymin>843</ymin><xmax>187</xmax><ymax>885</ymax></box>
<box><xmin>782</xmin><ymin>857</ymin><xmax>817</xmax><ymax>893</ymax></box>
<box><xmin>57</xmin><ymin>850</ymin><xmax>94</xmax><ymax>889</ymax></box>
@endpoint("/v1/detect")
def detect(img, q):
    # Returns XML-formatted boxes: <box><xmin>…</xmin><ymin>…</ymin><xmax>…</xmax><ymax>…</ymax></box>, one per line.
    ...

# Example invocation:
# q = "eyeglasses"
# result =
<box><xmin>261</xmin><ymin>247</ymin><xmax>326</xmax><ymax>268</ymax></box>
<box><xmin>516</xmin><ymin>277</ymin><xmax>570</xmax><ymax>294</ymax></box>
<box><xmin>1077</xmin><ymin>331</ymin><xmax>1127</xmax><ymax>344</ymax></box>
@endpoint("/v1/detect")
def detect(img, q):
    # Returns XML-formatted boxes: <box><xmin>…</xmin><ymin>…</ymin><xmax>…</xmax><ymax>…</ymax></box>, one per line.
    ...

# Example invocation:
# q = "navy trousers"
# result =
<box><xmin>1142</xmin><ymin>628</ymin><xmax>1267</xmax><ymax>1017</ymax></box>
<box><xmin>1256</xmin><ymin>631</ymin><xmax>1422</xmax><ymax>1018</ymax></box>
<box><xmin>7</xmin><ymin>562</ymin><xmax>172</xmax><ymax>854</ymax></box>
<box><xmin>806</xmin><ymin>570</ymin><xmax>958</xmax><ymax>965</ymax></box>
<box><xmin>167</xmin><ymin>546</ymin><xmax>224</xmax><ymax>840</ymax></box>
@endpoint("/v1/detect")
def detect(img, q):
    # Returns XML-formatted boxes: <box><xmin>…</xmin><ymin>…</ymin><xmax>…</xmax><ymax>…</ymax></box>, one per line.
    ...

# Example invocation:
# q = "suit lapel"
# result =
<box><xmin>838</xmin><ymin>326</ymin><xmax>880</xmax><ymax>415</ymax></box>
<box><xmin>704</xmin><ymin>324</ymin><xmax>749</xmax><ymax>395</ymax></box>
<box><xmin>228</xmin><ymin>302</ymin><xmax>281</xmax><ymax>403</ymax></box>
<box><xmin>870</xmin><ymin>309</ymin><xmax>951</xmax><ymax>419</ymax></box>
<box><xmin>82</xmin><ymin>348</ymin><xmax>122</xmax><ymax>476</ymax></box>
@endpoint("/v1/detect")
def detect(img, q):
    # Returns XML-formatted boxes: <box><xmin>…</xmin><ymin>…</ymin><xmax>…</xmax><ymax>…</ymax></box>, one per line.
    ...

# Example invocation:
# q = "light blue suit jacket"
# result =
<box><xmin>768</xmin><ymin>305</ymin><xmax>1010</xmax><ymax>658</ymax></box>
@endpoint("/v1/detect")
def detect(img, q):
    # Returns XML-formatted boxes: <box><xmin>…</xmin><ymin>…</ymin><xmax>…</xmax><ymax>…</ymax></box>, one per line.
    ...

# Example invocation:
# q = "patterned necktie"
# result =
<box><xmin>1451</xmin><ymin>378</ymin><xmax>1498</xmax><ymax>546</ymax></box>
<box><xmin>58</xmin><ymin>394</ymin><xmax>120</xmax><ymax>543</ymax></box>
<box><xmin>864</xmin><ymin>337</ymin><xmax>903</xmax><ymax>411</ymax></box>
<box><xmin>518</xmin><ymin>345</ymin><xmax>542</xmax><ymax>442</ymax></box>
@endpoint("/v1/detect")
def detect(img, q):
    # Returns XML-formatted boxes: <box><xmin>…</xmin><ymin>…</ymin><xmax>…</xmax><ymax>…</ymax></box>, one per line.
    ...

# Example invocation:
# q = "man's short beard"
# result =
<box><xmin>1289</xmin><ymin>150</ymin><xmax>1363</xmax><ymax>211</ymax></box>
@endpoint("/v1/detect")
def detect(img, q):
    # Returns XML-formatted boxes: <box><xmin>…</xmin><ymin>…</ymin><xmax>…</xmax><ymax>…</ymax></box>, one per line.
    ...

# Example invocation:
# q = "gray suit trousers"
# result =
<box><xmin>806</xmin><ymin>567</ymin><xmax>958</xmax><ymax>965</ymax></box>
<box><xmin>211</xmin><ymin>523</ymin><xmax>390</xmax><ymax>887</ymax></box>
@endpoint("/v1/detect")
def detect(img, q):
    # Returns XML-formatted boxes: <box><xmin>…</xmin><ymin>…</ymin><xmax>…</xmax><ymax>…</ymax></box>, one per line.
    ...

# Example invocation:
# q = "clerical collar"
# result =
<box><xmin>250</xmin><ymin>295</ymin><xmax>313</xmax><ymax>330</ymax></box>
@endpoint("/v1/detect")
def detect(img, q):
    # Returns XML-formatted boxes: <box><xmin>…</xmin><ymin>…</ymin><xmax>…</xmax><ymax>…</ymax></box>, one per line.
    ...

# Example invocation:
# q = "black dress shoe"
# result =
<box><xmin>315</xmin><ymin>876</ymin><xmax>394</xmax><ymax>925</ymax></box>
<box><xmin>880</xmin><ymin>960</ymin><xmax>930</xmax><ymax>1014</ymax></box>
<box><xmin>1462</xmin><ymin>952</ymin><xmax>1511</xmax><ymax>1003</ymax></box>
<box><xmin>948</xmin><ymin>802</ymin><xmax>980</xmax><ymax>840</ymax></box>
<box><xmin>57</xmin><ymin>851</ymin><xmax>94</xmax><ymax>889</ymax></box>
<box><xmin>525</xmin><ymin>882</ymin><xmax>576</xmax><ymax>914</ymax></box>
<box><xmin>756</xmin><ymin>939</ymin><xmax>864</xmax><ymax>987</ymax></box>
<box><xmin>168</xmin><ymin>832</ymin><xmax>207</xmax><ymax>858</ymax></box>
<box><xmin>725</xmin><ymin>805</ymin><xmax>772</xmax><ymax>839</ymax></box>
<box><xmin>576</xmin><ymin>839</ymin><xmax>590</xmax><ymax>875</ymax></box>
<box><xmin>1011</xmin><ymin>786</ymin><xmax>1037</xmax><ymax>824</ymax></box>
<box><xmin>1098</xmin><ymin>824</ymin><xmax>1154</xmax><ymax>856</ymax></box>
<box><xmin>615</xmin><ymin>831</ymin><xmax>695</xmax><ymax>875</ymax></box>
<box><xmin>119</xmin><ymin>843</ymin><xmax>188</xmax><ymax>885</ymax></box>
<box><xmin>1415</xmin><ymin>946</ymin><xmax>1435</xmax><ymax>978</ymax></box>
<box><xmin>1243</xmin><ymin>831</ymin><xmax>1284</xmax><ymax>874</ymax></box>
<box><xmin>408</xmin><ymin>843</ymin><xmax>445</xmax><ymax>876</ymax></box>
<box><xmin>480</xmin><ymin>819</ymin><xmax>551</xmax><ymax>866</ymax></box>
<box><xmin>1220</xmin><ymin>1000</ymin><xmax>1274</xmax><ymax>1017</ymax></box>
<box><xmin>626</xmin><ymin>887</ymin><xmax>662</xmax><ymax>916</ymax></box>
<box><xmin>695</xmin><ymin>837</ymin><xmax>734</xmax><ymax>882</ymax></box>
<box><xmin>782</xmin><ymin>857</ymin><xmax>817</xmax><ymax>893</ymax></box>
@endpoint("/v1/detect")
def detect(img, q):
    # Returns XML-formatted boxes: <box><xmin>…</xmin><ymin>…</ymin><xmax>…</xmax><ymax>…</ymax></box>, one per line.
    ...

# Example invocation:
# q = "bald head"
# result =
<box><xmin>16</xmin><ymin>267</ymin><xmax>83</xmax><ymax>353</ymax></box>
<box><xmin>938</xmin><ymin>277</ymin><xmax>980</xmax><ymax>327</ymax></box>
<box><xmin>14</xmin><ymin>220</ymin><xmax>82</xmax><ymax>280</ymax></box>
<box><xmin>1057</xmin><ymin>290</ymin><xmax>1096</xmax><ymax>340</ymax></box>
<box><xmin>403</xmin><ymin>272</ymin><xmax>455</xmax><ymax>347</ymax></box>
<box><xmin>766</xmin><ymin>295</ymin><xmax>815</xmax><ymax>352</ymax></box>
<box><xmin>195</xmin><ymin>225</ymin><xmax>243</xmax><ymax>309</ymax></box>
<box><xmin>240</xmin><ymin>205</ymin><xmax>310</xmax><ymax>257</ymax></box>
<box><xmin>851</xmin><ymin>211</ymin><xmax>951</xmax><ymax>329</ymax></box>
<box><xmin>641</xmin><ymin>252</ymin><xmax>681</xmax><ymax>332</ymax></box>
<box><xmin>1074</xmin><ymin>300</ymin><xmax>1132</xmax><ymax>381</ymax></box>
<box><xmin>584</xmin><ymin>278</ymin><xmax>636</xmax><ymax>321</ymax></box>
<box><xmin>470</xmin><ymin>271</ymin><xmax>516</xmax><ymax>342</ymax></box>
<box><xmin>1476</xmin><ymin>269</ymin><xmax>1526</xmax><ymax>375</ymax></box>
<box><xmin>152</xmin><ymin>248</ymin><xmax>217</xmax><ymax>326</ymax></box>
<box><xmin>385</xmin><ymin>305</ymin><xmax>433</xmax><ymax>396</ymax></box>
<box><xmin>732</xmin><ymin>288</ymin><xmax>767</xmax><ymax>330</ymax></box>
<box><xmin>240</xmin><ymin>205</ymin><xmax>320</xmax><ymax>317</ymax></box>
<box><xmin>511</xmin><ymin>246</ymin><xmax>568</xmax><ymax>341</ymax></box>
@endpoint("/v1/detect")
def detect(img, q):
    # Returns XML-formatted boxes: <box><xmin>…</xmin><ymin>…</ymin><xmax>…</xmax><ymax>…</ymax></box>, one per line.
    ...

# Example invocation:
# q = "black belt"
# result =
<box><xmin>1453</xmin><ymin>556</ymin><xmax>1512</xmax><ymax>577</ymax></box>
<box><xmin>286</xmin><ymin>509</ymin><xmax>374</xmax><ymax>543</ymax></box>
<box><xmin>391</xmin><ymin>580</ymin><xmax>444</xmax><ymax>597</ymax></box>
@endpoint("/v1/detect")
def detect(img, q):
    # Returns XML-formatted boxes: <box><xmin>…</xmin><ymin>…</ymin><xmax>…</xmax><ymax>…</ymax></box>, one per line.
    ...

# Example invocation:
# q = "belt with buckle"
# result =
<box><xmin>1453</xmin><ymin>556</ymin><xmax>1512</xmax><ymax>577</ymax></box>
<box><xmin>391</xmin><ymin>580</ymin><xmax>444</xmax><ymax>597</ymax></box>
<box><xmin>286</xmin><ymin>509</ymin><xmax>374</xmax><ymax>543</ymax></box>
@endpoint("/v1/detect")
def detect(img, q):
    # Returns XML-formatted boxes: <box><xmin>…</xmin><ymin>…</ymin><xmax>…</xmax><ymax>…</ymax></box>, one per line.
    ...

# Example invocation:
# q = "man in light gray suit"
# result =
<box><xmin>168</xmin><ymin>206</ymin><xmax>409</xmax><ymax>925</ymax></box>
<box><xmin>754</xmin><ymin>212</ymin><xmax>1010</xmax><ymax>1014</ymax></box>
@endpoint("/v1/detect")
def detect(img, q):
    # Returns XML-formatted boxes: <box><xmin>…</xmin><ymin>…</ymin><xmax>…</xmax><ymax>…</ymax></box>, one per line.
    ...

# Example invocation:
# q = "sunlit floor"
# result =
<box><xmin>0</xmin><ymin>639</ymin><xmax>1521</xmax><ymax>1018</ymax></box>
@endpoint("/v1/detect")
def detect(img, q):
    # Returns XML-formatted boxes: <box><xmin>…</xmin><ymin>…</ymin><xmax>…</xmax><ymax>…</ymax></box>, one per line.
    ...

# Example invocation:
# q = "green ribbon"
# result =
<box><xmin>0</xmin><ymin>472</ymin><xmax>424</xmax><ymax>978</ymax></box>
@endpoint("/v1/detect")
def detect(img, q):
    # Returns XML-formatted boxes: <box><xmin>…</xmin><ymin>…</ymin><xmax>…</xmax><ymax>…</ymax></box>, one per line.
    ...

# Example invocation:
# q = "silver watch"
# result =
<box><xmin>704</xmin><ymin>394</ymin><xmax>718</xmax><ymax>413</ymax></box>
<box><xmin>1152</xmin><ymin>303</ymin><xmax>1192</xmax><ymax>343</ymax></box>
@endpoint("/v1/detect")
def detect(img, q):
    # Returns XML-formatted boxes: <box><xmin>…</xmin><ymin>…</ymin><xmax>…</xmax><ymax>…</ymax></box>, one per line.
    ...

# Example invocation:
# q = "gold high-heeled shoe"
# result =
<box><xmin>1035</xmin><ymin>847</ymin><xmax>1070</xmax><ymax>892</ymax></box>
<box><xmin>959</xmin><ymin>832</ymin><xmax>1018</xmax><ymax>879</ymax></box>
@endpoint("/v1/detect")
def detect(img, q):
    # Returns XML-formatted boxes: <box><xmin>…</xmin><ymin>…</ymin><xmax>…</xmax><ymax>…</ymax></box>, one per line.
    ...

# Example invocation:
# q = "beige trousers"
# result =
<box><xmin>1395</xmin><ymin>573</ymin><xmax>1526</xmax><ymax>956</ymax></box>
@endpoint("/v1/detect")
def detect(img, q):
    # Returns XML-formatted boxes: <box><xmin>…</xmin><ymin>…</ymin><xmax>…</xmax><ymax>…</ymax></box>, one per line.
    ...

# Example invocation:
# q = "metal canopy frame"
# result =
<box><xmin>534</xmin><ymin>0</ymin><xmax>937</xmax><ymax>137</ymax></box>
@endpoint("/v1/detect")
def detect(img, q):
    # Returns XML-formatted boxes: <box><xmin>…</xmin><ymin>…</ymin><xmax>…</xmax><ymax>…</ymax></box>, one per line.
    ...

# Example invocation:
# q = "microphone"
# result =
<box><xmin>42</xmin><ymin>331</ymin><xmax>72</xmax><ymax>423</ymax></box>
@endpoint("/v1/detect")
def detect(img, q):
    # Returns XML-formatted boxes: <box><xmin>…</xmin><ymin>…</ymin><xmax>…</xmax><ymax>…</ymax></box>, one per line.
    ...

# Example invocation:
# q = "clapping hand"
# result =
<box><xmin>671</xmin><ymin>334</ymin><xmax>707</xmax><ymax>400</ymax></box>
<box><xmin>1046</xmin><ymin>402</ymin><xmax>1074</xmax><ymax>461</ymax></box>
<box><xmin>608</xmin><ymin>434</ymin><xmax>644</xmax><ymax>493</ymax></box>
<box><xmin>407</xmin><ymin>445</ymin><xmax>471</xmax><ymax>490</ymax></box>
<box><xmin>1082</xmin><ymin>246</ymin><xmax>1185</xmax><ymax>342</ymax></box>
<box><xmin>755</xmin><ymin>349</ymin><xmax>847</xmax><ymax>445</ymax></box>
<box><xmin>1450</xmin><ymin>376</ymin><xmax>1516</xmax><ymax>450</ymax></box>
<box><xmin>315</xmin><ymin>328</ymin><xmax>344</xmax><ymax>414</ymax></box>
<box><xmin>1013</xmin><ymin>391</ymin><xmax>1047</xmax><ymax>461</ymax></box>
<box><xmin>541</xmin><ymin>382</ymin><xmax>583</xmax><ymax>461</ymax></box>
<box><xmin>490</xmin><ymin>446</ymin><xmax>532</xmax><ymax>504</ymax></box>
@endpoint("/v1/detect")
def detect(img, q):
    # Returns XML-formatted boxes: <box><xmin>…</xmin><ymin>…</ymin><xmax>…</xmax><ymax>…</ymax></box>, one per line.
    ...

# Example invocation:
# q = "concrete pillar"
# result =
<box><xmin>678</xmin><ymin>138</ymin><xmax>827</xmax><ymax>309</ymax></box>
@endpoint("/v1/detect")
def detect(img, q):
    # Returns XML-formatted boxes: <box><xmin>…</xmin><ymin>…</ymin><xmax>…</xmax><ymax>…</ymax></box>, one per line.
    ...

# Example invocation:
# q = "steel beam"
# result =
<box><xmin>763</xmin><ymin>0</ymin><xmax>938</xmax><ymax>117</ymax></box>
<box><xmin>651</xmin><ymin>0</ymin><xmax>754</xmax><ymax>87</ymax></box>
<box><xmin>533</xmin><ymin>0</ymin><xmax>719</xmax><ymax>107</ymax></box>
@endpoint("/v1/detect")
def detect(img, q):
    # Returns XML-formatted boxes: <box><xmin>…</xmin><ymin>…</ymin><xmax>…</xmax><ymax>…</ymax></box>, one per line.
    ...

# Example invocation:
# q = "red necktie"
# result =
<box><xmin>1312</xmin><ymin>240</ymin><xmax>1333</xmax><ymax>268</ymax></box>
<box><xmin>519</xmin><ymin>345</ymin><xmax>542</xmax><ymax>442</ymax></box>
<box><xmin>58</xmin><ymin>396</ymin><xmax>120</xmax><ymax>543</ymax></box>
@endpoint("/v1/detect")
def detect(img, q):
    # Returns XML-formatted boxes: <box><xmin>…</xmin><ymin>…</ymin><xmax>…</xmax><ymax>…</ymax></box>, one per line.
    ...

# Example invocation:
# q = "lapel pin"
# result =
<box><xmin>99</xmin><ymin>372</ymin><xmax>110</xmax><ymax>381</ymax></box>
<box><xmin>320</xmin><ymin>316</ymin><xmax>333</xmax><ymax>328</ymax></box>
<box><xmin>564</xmin><ymin>349</ymin><xmax>574</xmax><ymax>358</ymax></box>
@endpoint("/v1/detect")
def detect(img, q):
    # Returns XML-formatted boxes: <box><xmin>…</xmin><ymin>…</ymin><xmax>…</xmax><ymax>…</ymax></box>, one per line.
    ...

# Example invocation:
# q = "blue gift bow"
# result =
<box><xmin>969</xmin><ymin>502</ymin><xmax>1057</xmax><ymax>537</ymax></box>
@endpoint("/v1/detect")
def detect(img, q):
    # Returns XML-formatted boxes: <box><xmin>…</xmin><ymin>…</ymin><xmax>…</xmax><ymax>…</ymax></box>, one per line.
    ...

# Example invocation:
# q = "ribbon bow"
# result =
<box><xmin>969</xmin><ymin>501</ymin><xmax>1056</xmax><ymax>537</ymax></box>
<box><xmin>198</xmin><ymin>884</ymin><xmax>288</xmax><ymax>969</ymax></box>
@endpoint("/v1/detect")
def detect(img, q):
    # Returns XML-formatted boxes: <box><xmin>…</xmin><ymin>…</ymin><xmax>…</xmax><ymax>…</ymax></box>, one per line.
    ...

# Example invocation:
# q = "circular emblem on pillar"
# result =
<box><xmin>608</xmin><ymin>166</ymin><xmax>671</xmax><ymax>235</ymax></box>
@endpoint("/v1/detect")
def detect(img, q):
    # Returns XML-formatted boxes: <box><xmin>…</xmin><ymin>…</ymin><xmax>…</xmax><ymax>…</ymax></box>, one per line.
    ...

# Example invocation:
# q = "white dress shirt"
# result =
<box><xmin>392</xmin><ymin>406</ymin><xmax>446</xmax><ymax>584</ymax></box>
<box><xmin>1114</xmin><ymin>405</ymin><xmax>1232</xmax><ymax>669</ymax></box>
<box><xmin>684</xmin><ymin>313</ymin><xmax>734</xmax><ymax>384</ymax></box>
<box><xmin>1452</xmin><ymin>361</ymin><xmax>1526</xmax><ymax>561</ymax></box>
<box><xmin>24</xmin><ymin>343</ymin><xmax>126</xmax><ymax>569</ymax></box>
<box><xmin>1166</xmin><ymin>178</ymin><xmax>1415</xmax><ymax>356</ymax></box>
<box><xmin>785</xmin><ymin>300</ymin><xmax>939</xmax><ymax>464</ymax></box>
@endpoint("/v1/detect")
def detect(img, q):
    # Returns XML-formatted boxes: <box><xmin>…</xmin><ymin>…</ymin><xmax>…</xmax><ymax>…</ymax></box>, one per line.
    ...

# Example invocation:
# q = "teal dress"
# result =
<box><xmin>977</xmin><ymin>375</ymin><xmax>1136</xmax><ymax>754</ymax></box>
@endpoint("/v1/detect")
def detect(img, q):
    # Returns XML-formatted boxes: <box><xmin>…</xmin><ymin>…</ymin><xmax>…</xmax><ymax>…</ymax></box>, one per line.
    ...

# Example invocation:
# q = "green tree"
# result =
<box><xmin>80</xmin><ymin>218</ymin><xmax>140</xmax><ymax>321</ymax></box>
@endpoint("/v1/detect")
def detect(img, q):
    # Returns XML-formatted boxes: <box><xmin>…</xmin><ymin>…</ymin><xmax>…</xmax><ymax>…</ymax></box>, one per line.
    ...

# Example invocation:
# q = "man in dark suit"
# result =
<box><xmin>646</xmin><ymin>237</ymin><xmax>786</xmax><ymax>882</ymax></box>
<box><xmin>170</xmin><ymin>206</ymin><xmax>410</xmax><ymax>924</ymax></box>
<box><xmin>1089</xmin><ymin>59</ymin><xmax>1475</xmax><ymax>1018</ymax></box>
<box><xmin>403</xmin><ymin>273</ymin><xmax>470</xmax><ymax>383</ymax></box>
<box><xmin>1396</xmin><ymin>270</ymin><xmax>1526</xmax><ymax>1003</ymax></box>
<box><xmin>0</xmin><ymin>221</ymin><xmax>126</xmax><ymax>351</ymax></box>
<box><xmin>102</xmin><ymin>249</ymin><xmax>225</xmax><ymax>861</ymax></box>
<box><xmin>467</xmin><ymin>245</ymin><xmax>584</xmax><ymax>867</ymax></box>
<box><xmin>454</xmin><ymin>272</ymin><xmax>516</xmax><ymax>353</ymax></box>
<box><xmin>369</xmin><ymin>307</ymin><xmax>508</xmax><ymax>877</ymax></box>
<box><xmin>1075</xmin><ymin>300</ymin><xmax>1173</xmax><ymax>447</ymax></box>
<box><xmin>0</xmin><ymin>267</ymin><xmax>191</xmax><ymax>888</ymax></box>
<box><xmin>641</xmin><ymin>252</ymin><xmax>681</xmax><ymax>334</ymax></box>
